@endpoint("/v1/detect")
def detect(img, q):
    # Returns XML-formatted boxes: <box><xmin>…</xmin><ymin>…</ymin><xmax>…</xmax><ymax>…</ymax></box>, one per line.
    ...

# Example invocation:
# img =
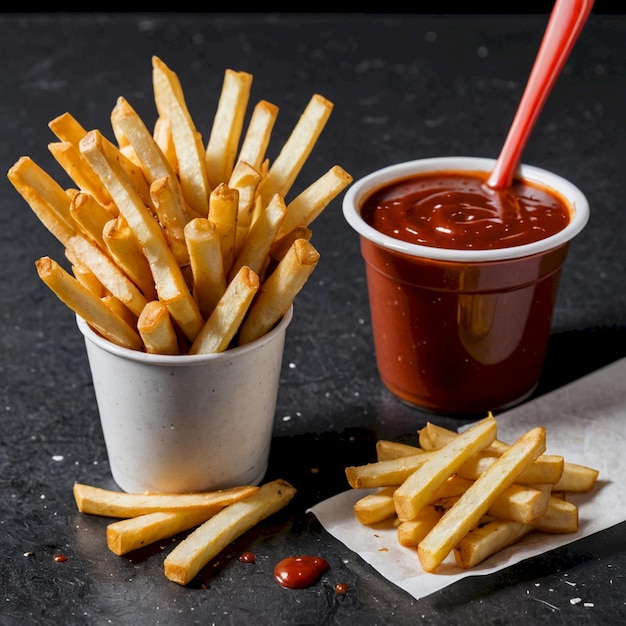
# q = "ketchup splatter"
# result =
<box><xmin>274</xmin><ymin>556</ymin><xmax>330</xmax><ymax>589</ymax></box>
<box><xmin>53</xmin><ymin>554</ymin><xmax>67</xmax><ymax>563</ymax></box>
<box><xmin>335</xmin><ymin>582</ymin><xmax>349</xmax><ymax>595</ymax></box>
<box><xmin>239</xmin><ymin>551</ymin><xmax>256</xmax><ymax>563</ymax></box>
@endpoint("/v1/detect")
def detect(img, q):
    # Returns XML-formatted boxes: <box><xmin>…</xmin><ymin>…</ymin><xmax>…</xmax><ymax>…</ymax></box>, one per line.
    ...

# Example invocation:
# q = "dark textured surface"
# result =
<box><xmin>1</xmin><ymin>12</ymin><xmax>625</xmax><ymax>626</ymax></box>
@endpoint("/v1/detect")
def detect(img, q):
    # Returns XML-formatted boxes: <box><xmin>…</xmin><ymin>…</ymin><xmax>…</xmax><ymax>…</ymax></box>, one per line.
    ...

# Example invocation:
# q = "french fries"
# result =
<box><xmin>345</xmin><ymin>415</ymin><xmax>599</xmax><ymax>572</ymax></box>
<box><xmin>9</xmin><ymin>57</ymin><xmax>351</xmax><ymax>355</ymax></box>
<box><xmin>74</xmin><ymin>479</ymin><xmax>296</xmax><ymax>584</ymax></box>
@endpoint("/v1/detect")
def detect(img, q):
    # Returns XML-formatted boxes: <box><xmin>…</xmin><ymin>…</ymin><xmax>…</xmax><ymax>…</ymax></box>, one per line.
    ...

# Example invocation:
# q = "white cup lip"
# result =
<box><xmin>76</xmin><ymin>305</ymin><xmax>293</xmax><ymax>366</ymax></box>
<box><xmin>342</xmin><ymin>156</ymin><xmax>590</xmax><ymax>262</ymax></box>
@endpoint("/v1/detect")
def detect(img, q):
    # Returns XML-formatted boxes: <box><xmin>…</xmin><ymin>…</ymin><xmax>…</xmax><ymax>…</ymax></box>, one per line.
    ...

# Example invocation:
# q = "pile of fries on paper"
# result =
<box><xmin>345</xmin><ymin>414</ymin><xmax>599</xmax><ymax>572</ymax></box>
<box><xmin>8</xmin><ymin>56</ymin><xmax>352</xmax><ymax>355</ymax></box>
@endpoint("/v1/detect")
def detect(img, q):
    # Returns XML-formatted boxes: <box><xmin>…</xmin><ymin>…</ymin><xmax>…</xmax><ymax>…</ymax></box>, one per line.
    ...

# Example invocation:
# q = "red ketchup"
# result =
<box><xmin>358</xmin><ymin>169</ymin><xmax>572</xmax><ymax>414</ymax></box>
<box><xmin>360</xmin><ymin>170</ymin><xmax>570</xmax><ymax>250</ymax></box>
<box><xmin>274</xmin><ymin>556</ymin><xmax>330</xmax><ymax>589</ymax></box>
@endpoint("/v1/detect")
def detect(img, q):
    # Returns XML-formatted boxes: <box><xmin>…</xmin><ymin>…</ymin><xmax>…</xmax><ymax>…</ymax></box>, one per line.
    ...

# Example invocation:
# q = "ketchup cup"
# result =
<box><xmin>343</xmin><ymin>156</ymin><xmax>589</xmax><ymax>415</ymax></box>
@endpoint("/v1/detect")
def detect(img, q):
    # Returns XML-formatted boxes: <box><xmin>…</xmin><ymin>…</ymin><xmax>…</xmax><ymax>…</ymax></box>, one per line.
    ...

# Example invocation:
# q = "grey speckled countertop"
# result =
<box><xmin>1</xmin><ymin>11</ymin><xmax>624</xmax><ymax>626</ymax></box>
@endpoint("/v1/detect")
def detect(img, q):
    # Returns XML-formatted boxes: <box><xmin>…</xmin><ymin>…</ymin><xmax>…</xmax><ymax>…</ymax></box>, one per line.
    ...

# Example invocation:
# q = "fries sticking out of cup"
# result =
<box><xmin>345</xmin><ymin>415</ymin><xmax>599</xmax><ymax>572</ymax></box>
<box><xmin>8</xmin><ymin>57</ymin><xmax>352</xmax><ymax>355</ymax></box>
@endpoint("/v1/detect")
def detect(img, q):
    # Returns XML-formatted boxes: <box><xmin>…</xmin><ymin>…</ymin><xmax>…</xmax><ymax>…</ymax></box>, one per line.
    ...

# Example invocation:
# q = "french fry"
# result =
<box><xmin>163</xmin><ymin>479</ymin><xmax>296</xmax><ymax>585</ymax></box>
<box><xmin>531</xmin><ymin>496</ymin><xmax>578</xmax><ymax>533</ymax></box>
<box><xmin>107</xmin><ymin>509</ymin><xmax>219</xmax><ymax>556</ymax></box>
<box><xmin>80</xmin><ymin>129</ymin><xmax>204</xmax><ymax>341</ymax></box>
<box><xmin>276</xmin><ymin>165</ymin><xmax>353</xmax><ymax>238</ymax></box>
<box><xmin>229</xmin><ymin>193</ymin><xmax>287</xmax><ymax>281</ymax></box>
<box><xmin>393</xmin><ymin>415</ymin><xmax>497</xmax><ymax>521</ymax></box>
<box><xmin>8</xmin><ymin>156</ymin><xmax>76</xmax><ymax>246</ymax></box>
<box><xmin>189</xmin><ymin>266</ymin><xmax>259</xmax><ymax>355</ymax></box>
<box><xmin>228</xmin><ymin>160</ymin><xmax>262</xmax><ymax>256</ymax></box>
<box><xmin>208</xmin><ymin>183</ymin><xmax>239</xmax><ymax>275</ymax></box>
<box><xmin>417</xmin><ymin>426</ymin><xmax>546</xmax><ymax>572</ymax></box>
<box><xmin>69</xmin><ymin>191</ymin><xmax>112</xmax><ymax>249</ymax></box>
<box><xmin>353</xmin><ymin>486</ymin><xmax>397</xmax><ymax>525</ymax></box>
<box><xmin>205</xmin><ymin>69</ymin><xmax>253</xmax><ymax>189</ymax></box>
<box><xmin>153</xmin><ymin>116</ymin><xmax>178</xmax><ymax>175</ymax></box>
<box><xmin>101</xmin><ymin>294</ymin><xmax>137</xmax><ymax>330</ymax></box>
<box><xmin>102</xmin><ymin>217</ymin><xmax>158</xmax><ymax>301</ymax></box>
<box><xmin>152</xmin><ymin>55</ymin><xmax>211</xmax><ymax>216</ymax></box>
<box><xmin>236</xmin><ymin>99</ymin><xmax>279</xmax><ymax>173</ymax></box>
<box><xmin>48</xmin><ymin>111</ymin><xmax>88</xmax><ymax>147</ymax></box>
<box><xmin>73</xmin><ymin>482</ymin><xmax>260</xmax><ymax>518</ymax></box>
<box><xmin>238</xmin><ymin>238</ymin><xmax>319</xmax><ymax>345</ymax></box>
<box><xmin>269</xmin><ymin>226</ymin><xmax>312</xmax><ymax>262</ymax></box>
<box><xmin>453</xmin><ymin>519</ymin><xmax>533</xmax><ymax>569</ymax></box>
<box><xmin>36</xmin><ymin>257</ymin><xmax>143</xmax><ymax>351</ymax></box>
<box><xmin>72</xmin><ymin>263</ymin><xmax>108</xmax><ymax>299</ymax></box>
<box><xmin>65</xmin><ymin>235</ymin><xmax>148</xmax><ymax>318</ymax></box>
<box><xmin>137</xmin><ymin>300</ymin><xmax>179</xmax><ymax>355</ymax></box>
<box><xmin>258</xmin><ymin>94</ymin><xmax>333</xmax><ymax>206</ymax></box>
<box><xmin>397</xmin><ymin>506</ymin><xmax>443</xmax><ymax>548</ymax></box>
<box><xmin>345</xmin><ymin>453</ymin><xmax>432</xmax><ymax>489</ymax></box>
<box><xmin>184</xmin><ymin>217</ymin><xmax>227</xmax><ymax>318</ymax></box>
<box><xmin>552</xmin><ymin>461</ymin><xmax>599</xmax><ymax>493</ymax></box>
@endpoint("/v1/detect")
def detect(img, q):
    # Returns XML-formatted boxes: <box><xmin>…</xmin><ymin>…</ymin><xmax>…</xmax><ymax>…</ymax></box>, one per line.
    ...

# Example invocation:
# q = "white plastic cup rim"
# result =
<box><xmin>76</xmin><ymin>304</ymin><xmax>294</xmax><ymax>365</ymax></box>
<box><xmin>342</xmin><ymin>156</ymin><xmax>590</xmax><ymax>263</ymax></box>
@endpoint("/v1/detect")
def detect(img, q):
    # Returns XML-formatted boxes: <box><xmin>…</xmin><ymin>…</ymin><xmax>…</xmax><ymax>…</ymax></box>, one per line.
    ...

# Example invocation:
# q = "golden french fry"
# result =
<box><xmin>258</xmin><ymin>94</ymin><xmax>334</xmax><ymax>206</ymax></box>
<box><xmin>417</xmin><ymin>426</ymin><xmax>546</xmax><ymax>572</ymax></box>
<box><xmin>376</xmin><ymin>439</ymin><xmax>425</xmax><ymax>462</ymax></box>
<box><xmin>153</xmin><ymin>116</ymin><xmax>178</xmax><ymax>174</ymax></box>
<box><xmin>101</xmin><ymin>294</ymin><xmax>137</xmax><ymax>329</ymax></box>
<box><xmin>345</xmin><ymin>453</ymin><xmax>432</xmax><ymax>490</ymax></box>
<box><xmin>152</xmin><ymin>55</ymin><xmax>211</xmax><ymax>216</ymax></box>
<box><xmin>189</xmin><ymin>266</ymin><xmax>259</xmax><ymax>355</ymax></box>
<box><xmin>531</xmin><ymin>496</ymin><xmax>578</xmax><ymax>533</ymax></box>
<box><xmin>65</xmin><ymin>235</ymin><xmax>148</xmax><ymax>318</ymax></box>
<box><xmin>72</xmin><ymin>263</ymin><xmax>108</xmax><ymax>299</ymax></box>
<box><xmin>80</xmin><ymin>129</ymin><xmax>204</xmax><ymax>341</ymax></box>
<box><xmin>36</xmin><ymin>257</ymin><xmax>143</xmax><ymax>351</ymax></box>
<box><xmin>353</xmin><ymin>486</ymin><xmax>397</xmax><ymax>526</ymax></box>
<box><xmin>228</xmin><ymin>160</ymin><xmax>262</xmax><ymax>256</ymax></box>
<box><xmin>102</xmin><ymin>217</ymin><xmax>158</xmax><ymax>301</ymax></box>
<box><xmin>107</xmin><ymin>509</ymin><xmax>218</xmax><ymax>556</ymax></box>
<box><xmin>48</xmin><ymin>111</ymin><xmax>88</xmax><ymax>147</ymax></box>
<box><xmin>149</xmin><ymin>176</ymin><xmax>191</xmax><ymax>266</ymax></box>
<box><xmin>137</xmin><ymin>300</ymin><xmax>179</xmax><ymax>355</ymax></box>
<box><xmin>237</xmin><ymin>99</ymin><xmax>279</xmax><ymax>172</ymax></box>
<box><xmin>453</xmin><ymin>519</ymin><xmax>533</xmax><ymax>569</ymax></box>
<box><xmin>393</xmin><ymin>415</ymin><xmax>497</xmax><ymax>521</ymax></box>
<box><xmin>69</xmin><ymin>191</ymin><xmax>113</xmax><ymax>249</ymax></box>
<box><xmin>184</xmin><ymin>217</ymin><xmax>227</xmax><ymax>318</ymax></box>
<box><xmin>229</xmin><ymin>193</ymin><xmax>287</xmax><ymax>281</ymax></box>
<box><xmin>552</xmin><ymin>461</ymin><xmax>599</xmax><ymax>493</ymax></box>
<box><xmin>205</xmin><ymin>69</ymin><xmax>253</xmax><ymax>189</ymax></box>
<box><xmin>8</xmin><ymin>157</ymin><xmax>76</xmax><ymax>246</ymax></box>
<box><xmin>164</xmin><ymin>479</ymin><xmax>296</xmax><ymax>585</ymax></box>
<box><xmin>238</xmin><ymin>238</ymin><xmax>319</xmax><ymax>345</ymax></box>
<box><xmin>73</xmin><ymin>482</ymin><xmax>260</xmax><ymax>518</ymax></box>
<box><xmin>208</xmin><ymin>183</ymin><xmax>239</xmax><ymax>275</ymax></box>
<box><xmin>397</xmin><ymin>506</ymin><xmax>443</xmax><ymax>548</ymax></box>
<box><xmin>277</xmin><ymin>165</ymin><xmax>353</xmax><ymax>238</ymax></box>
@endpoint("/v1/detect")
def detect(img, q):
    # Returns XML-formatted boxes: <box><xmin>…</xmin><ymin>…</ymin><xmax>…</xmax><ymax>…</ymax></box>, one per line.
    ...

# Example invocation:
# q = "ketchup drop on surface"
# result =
<box><xmin>274</xmin><ymin>556</ymin><xmax>330</xmax><ymax>589</ymax></box>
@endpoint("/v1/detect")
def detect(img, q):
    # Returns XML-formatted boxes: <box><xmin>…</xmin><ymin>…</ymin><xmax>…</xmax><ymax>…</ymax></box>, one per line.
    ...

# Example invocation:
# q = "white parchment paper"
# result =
<box><xmin>309</xmin><ymin>358</ymin><xmax>626</xmax><ymax>600</ymax></box>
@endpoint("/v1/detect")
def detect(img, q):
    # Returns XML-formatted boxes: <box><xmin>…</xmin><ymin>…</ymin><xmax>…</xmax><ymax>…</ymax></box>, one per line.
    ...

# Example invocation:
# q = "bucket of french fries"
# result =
<box><xmin>8</xmin><ymin>56</ymin><xmax>352</xmax><ymax>493</ymax></box>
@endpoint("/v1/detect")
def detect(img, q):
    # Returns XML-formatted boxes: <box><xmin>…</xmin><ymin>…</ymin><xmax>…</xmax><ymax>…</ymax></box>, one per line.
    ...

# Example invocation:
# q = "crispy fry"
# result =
<box><xmin>137</xmin><ymin>300</ymin><xmax>179</xmax><ymax>355</ymax></box>
<box><xmin>258</xmin><ymin>94</ymin><xmax>333</xmax><ymax>205</ymax></box>
<box><xmin>397</xmin><ymin>506</ymin><xmax>443</xmax><ymax>548</ymax></box>
<box><xmin>153</xmin><ymin>116</ymin><xmax>178</xmax><ymax>174</ymax></box>
<box><xmin>102</xmin><ymin>217</ymin><xmax>158</xmax><ymax>301</ymax></box>
<box><xmin>107</xmin><ymin>509</ymin><xmax>218</xmax><ymax>556</ymax></box>
<box><xmin>36</xmin><ymin>257</ymin><xmax>143</xmax><ymax>351</ymax></box>
<box><xmin>236</xmin><ymin>99</ymin><xmax>279</xmax><ymax>172</ymax></box>
<box><xmin>208</xmin><ymin>183</ymin><xmax>239</xmax><ymax>275</ymax></box>
<box><xmin>205</xmin><ymin>69</ymin><xmax>253</xmax><ymax>189</ymax></box>
<box><xmin>152</xmin><ymin>55</ymin><xmax>211</xmax><ymax>216</ymax></box>
<box><xmin>277</xmin><ymin>165</ymin><xmax>353</xmax><ymax>238</ymax></box>
<box><xmin>184</xmin><ymin>217</ymin><xmax>227</xmax><ymax>318</ymax></box>
<box><xmin>73</xmin><ymin>482</ymin><xmax>260</xmax><ymax>518</ymax></box>
<box><xmin>345</xmin><ymin>453</ymin><xmax>432</xmax><ymax>489</ymax></box>
<box><xmin>228</xmin><ymin>160</ymin><xmax>262</xmax><ymax>256</ymax></box>
<box><xmin>238</xmin><ymin>238</ymin><xmax>319</xmax><ymax>345</ymax></box>
<box><xmin>552</xmin><ymin>461</ymin><xmax>599</xmax><ymax>493</ymax></box>
<box><xmin>189</xmin><ymin>266</ymin><xmax>259</xmax><ymax>355</ymax></box>
<box><xmin>72</xmin><ymin>263</ymin><xmax>108</xmax><ymax>299</ymax></box>
<box><xmin>101</xmin><ymin>294</ymin><xmax>137</xmax><ymax>329</ymax></box>
<box><xmin>163</xmin><ymin>479</ymin><xmax>296</xmax><ymax>585</ymax></box>
<box><xmin>531</xmin><ymin>496</ymin><xmax>578</xmax><ymax>533</ymax></box>
<box><xmin>80</xmin><ymin>129</ymin><xmax>204</xmax><ymax>341</ymax></box>
<box><xmin>353</xmin><ymin>486</ymin><xmax>397</xmax><ymax>526</ymax></box>
<box><xmin>453</xmin><ymin>519</ymin><xmax>533</xmax><ymax>569</ymax></box>
<box><xmin>393</xmin><ymin>416</ymin><xmax>497</xmax><ymax>521</ymax></box>
<box><xmin>8</xmin><ymin>157</ymin><xmax>76</xmax><ymax>246</ymax></box>
<box><xmin>229</xmin><ymin>193</ymin><xmax>287</xmax><ymax>281</ymax></box>
<box><xmin>417</xmin><ymin>426</ymin><xmax>546</xmax><ymax>572</ymax></box>
<box><xmin>69</xmin><ymin>191</ymin><xmax>113</xmax><ymax>249</ymax></box>
<box><xmin>269</xmin><ymin>226</ymin><xmax>312</xmax><ymax>262</ymax></box>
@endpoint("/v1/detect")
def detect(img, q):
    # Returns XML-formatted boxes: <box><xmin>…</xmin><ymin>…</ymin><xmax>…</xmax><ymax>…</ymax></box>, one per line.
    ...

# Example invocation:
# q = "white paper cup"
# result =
<box><xmin>77</xmin><ymin>306</ymin><xmax>292</xmax><ymax>494</ymax></box>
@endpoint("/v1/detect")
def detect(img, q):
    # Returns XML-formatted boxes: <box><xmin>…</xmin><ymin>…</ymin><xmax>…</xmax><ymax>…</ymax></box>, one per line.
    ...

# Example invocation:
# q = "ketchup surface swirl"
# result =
<box><xmin>360</xmin><ymin>170</ymin><xmax>570</xmax><ymax>250</ymax></box>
